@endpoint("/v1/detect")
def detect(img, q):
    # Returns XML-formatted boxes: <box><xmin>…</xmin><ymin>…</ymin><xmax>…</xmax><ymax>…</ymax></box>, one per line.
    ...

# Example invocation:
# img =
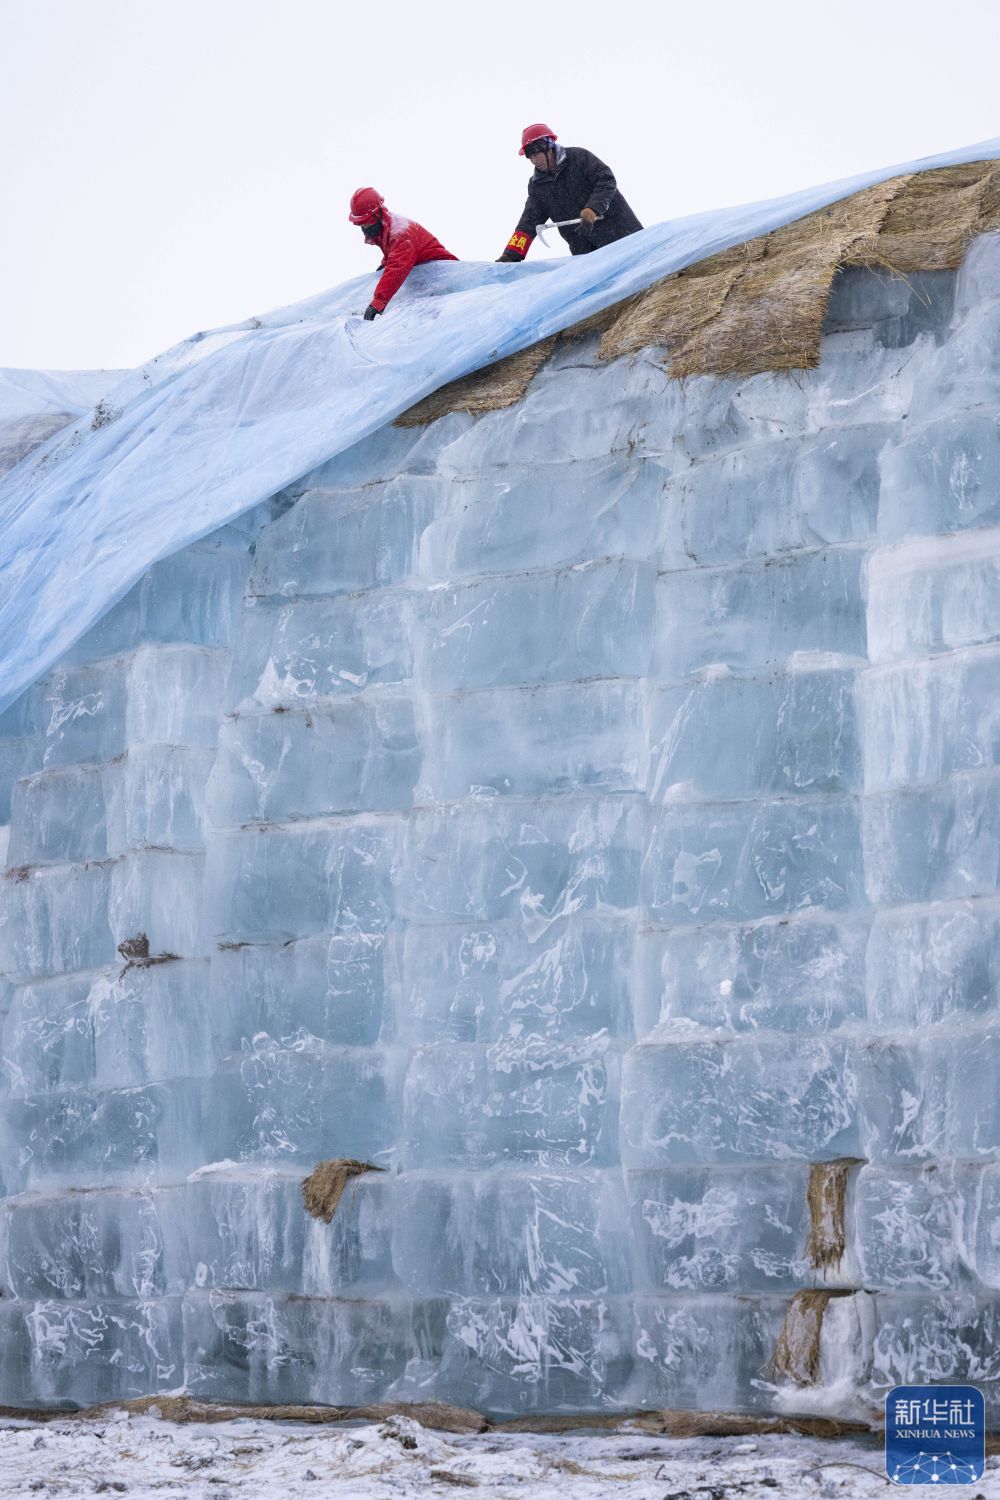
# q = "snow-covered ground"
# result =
<box><xmin>3</xmin><ymin>1412</ymin><xmax>998</xmax><ymax>1498</ymax></box>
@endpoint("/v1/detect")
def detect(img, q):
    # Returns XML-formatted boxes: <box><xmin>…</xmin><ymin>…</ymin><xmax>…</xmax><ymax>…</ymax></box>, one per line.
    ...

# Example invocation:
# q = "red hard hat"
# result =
<box><xmin>349</xmin><ymin>187</ymin><xmax>385</xmax><ymax>225</ymax></box>
<box><xmin>519</xmin><ymin>123</ymin><xmax>557</xmax><ymax>156</ymax></box>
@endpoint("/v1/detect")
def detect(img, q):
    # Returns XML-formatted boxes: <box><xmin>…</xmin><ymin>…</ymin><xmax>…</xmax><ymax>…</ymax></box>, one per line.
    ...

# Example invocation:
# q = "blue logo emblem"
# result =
<box><xmin>886</xmin><ymin>1384</ymin><xmax>985</xmax><ymax>1485</ymax></box>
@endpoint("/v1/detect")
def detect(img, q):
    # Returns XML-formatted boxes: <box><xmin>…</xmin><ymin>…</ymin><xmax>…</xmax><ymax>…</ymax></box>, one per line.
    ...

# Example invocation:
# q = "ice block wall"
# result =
<box><xmin>3</xmin><ymin>242</ymin><xmax>1000</xmax><ymax>1416</ymax></box>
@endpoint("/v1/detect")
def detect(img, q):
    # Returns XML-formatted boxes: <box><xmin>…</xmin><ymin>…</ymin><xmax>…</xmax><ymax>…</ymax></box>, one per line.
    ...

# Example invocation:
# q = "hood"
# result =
<box><xmin>364</xmin><ymin>209</ymin><xmax>395</xmax><ymax>253</ymax></box>
<box><xmin>531</xmin><ymin>144</ymin><xmax>568</xmax><ymax>183</ymax></box>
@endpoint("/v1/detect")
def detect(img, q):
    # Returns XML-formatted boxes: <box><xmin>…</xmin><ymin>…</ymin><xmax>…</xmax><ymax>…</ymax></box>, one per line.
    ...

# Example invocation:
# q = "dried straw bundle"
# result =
<box><xmin>763</xmin><ymin>1289</ymin><xmax>853</xmax><ymax>1386</ymax></box>
<box><xmin>806</xmin><ymin>1158</ymin><xmax>864</xmax><ymax>1271</ymax></box>
<box><xmin>86</xmin><ymin>1395</ymin><xmax>488</xmax><ymax>1432</ymax></box>
<box><xmin>301</xmin><ymin>1157</ymin><xmax>383</xmax><ymax>1222</ymax></box>
<box><xmin>395</xmin><ymin>339</ymin><xmax>555</xmax><ymax>426</ymax></box>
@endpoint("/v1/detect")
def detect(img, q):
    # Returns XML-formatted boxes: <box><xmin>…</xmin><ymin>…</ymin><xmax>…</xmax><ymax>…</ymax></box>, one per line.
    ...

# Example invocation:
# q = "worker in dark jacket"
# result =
<box><xmin>498</xmin><ymin>123</ymin><xmax>642</xmax><ymax>262</ymax></box>
<box><xmin>349</xmin><ymin>187</ymin><xmax>458</xmax><ymax>318</ymax></box>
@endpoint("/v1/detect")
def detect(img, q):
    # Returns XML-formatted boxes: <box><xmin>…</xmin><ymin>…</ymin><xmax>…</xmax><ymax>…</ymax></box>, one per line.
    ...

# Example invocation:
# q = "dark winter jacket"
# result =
<box><xmin>368</xmin><ymin>211</ymin><xmax>458</xmax><ymax>311</ymax></box>
<box><xmin>502</xmin><ymin>145</ymin><xmax>642</xmax><ymax>259</ymax></box>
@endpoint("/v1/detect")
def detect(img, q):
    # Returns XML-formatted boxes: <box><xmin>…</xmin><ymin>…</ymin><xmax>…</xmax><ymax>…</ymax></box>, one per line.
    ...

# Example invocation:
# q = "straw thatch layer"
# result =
<box><xmin>301</xmin><ymin>1157</ymin><xmax>383</xmax><ymax>1222</ymax></box>
<box><xmin>496</xmin><ymin>1409</ymin><xmax>872</xmax><ymax>1437</ymax></box>
<box><xmin>395</xmin><ymin>339</ymin><xmax>555</xmax><ymax>426</ymax></box>
<box><xmin>597</xmin><ymin>240</ymin><xmax>766</xmax><ymax>365</ymax></box>
<box><xmin>80</xmin><ymin>1396</ymin><xmax>488</xmax><ymax>1432</ymax></box>
<box><xmin>864</xmin><ymin>160</ymin><xmax>1000</xmax><ymax>270</ymax></box>
<box><xmin>3</xmin><ymin>1396</ymin><xmax>875</xmax><ymax>1437</ymax></box>
<box><xmin>806</xmin><ymin>1158</ymin><xmax>864</xmax><ymax>1271</ymax></box>
<box><xmin>397</xmin><ymin>158</ymin><xmax>1000</xmax><ymax>422</ymax></box>
<box><xmin>671</xmin><ymin>179</ymin><xmax>899</xmax><ymax>377</ymax></box>
<box><xmin>763</xmin><ymin>1289</ymin><xmax>854</xmax><ymax>1387</ymax></box>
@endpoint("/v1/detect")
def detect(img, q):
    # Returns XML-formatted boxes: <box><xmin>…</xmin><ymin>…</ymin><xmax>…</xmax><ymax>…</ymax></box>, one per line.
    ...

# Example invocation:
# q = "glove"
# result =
<box><xmin>363</xmin><ymin>304</ymin><xmax>382</xmax><ymax>321</ymax></box>
<box><xmin>580</xmin><ymin>206</ymin><xmax>598</xmax><ymax>226</ymax></box>
<box><xmin>496</xmin><ymin>250</ymin><xmax>521</xmax><ymax>263</ymax></box>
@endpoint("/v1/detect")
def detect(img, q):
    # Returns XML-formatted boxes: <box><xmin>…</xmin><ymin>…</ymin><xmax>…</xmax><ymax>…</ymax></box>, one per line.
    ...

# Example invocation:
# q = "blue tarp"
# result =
<box><xmin>3</xmin><ymin>136</ymin><xmax>1000</xmax><ymax>717</ymax></box>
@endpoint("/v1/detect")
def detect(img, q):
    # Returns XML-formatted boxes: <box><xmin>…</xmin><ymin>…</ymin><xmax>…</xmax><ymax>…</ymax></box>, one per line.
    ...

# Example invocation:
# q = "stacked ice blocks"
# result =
<box><xmin>3</xmin><ymin>248</ymin><xmax>1000</xmax><ymax>1413</ymax></box>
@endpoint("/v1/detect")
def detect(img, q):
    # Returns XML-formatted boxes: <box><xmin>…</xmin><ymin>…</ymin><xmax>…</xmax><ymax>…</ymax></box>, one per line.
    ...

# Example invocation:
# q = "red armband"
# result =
<box><xmin>504</xmin><ymin>230</ymin><xmax>533</xmax><ymax>260</ymax></box>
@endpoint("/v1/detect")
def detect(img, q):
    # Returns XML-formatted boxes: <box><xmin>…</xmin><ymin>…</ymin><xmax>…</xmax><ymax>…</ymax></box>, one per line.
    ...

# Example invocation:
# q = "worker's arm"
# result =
<box><xmin>578</xmin><ymin>149</ymin><xmax>618</xmax><ymax>219</ymax></box>
<box><xmin>497</xmin><ymin>194</ymin><xmax>538</xmax><ymax>262</ymax></box>
<box><xmin>371</xmin><ymin>231</ymin><xmax>420</xmax><ymax>311</ymax></box>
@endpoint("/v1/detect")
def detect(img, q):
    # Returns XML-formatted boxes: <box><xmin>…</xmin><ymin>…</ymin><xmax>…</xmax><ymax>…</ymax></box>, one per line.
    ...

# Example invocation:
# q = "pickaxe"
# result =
<box><xmin>535</xmin><ymin>217</ymin><xmax>602</xmax><ymax>247</ymax></box>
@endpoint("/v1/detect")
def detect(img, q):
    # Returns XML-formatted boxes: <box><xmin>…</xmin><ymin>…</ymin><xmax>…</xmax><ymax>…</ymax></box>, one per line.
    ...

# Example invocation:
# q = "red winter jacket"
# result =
<box><xmin>368</xmin><ymin>211</ymin><xmax>458</xmax><ymax>312</ymax></box>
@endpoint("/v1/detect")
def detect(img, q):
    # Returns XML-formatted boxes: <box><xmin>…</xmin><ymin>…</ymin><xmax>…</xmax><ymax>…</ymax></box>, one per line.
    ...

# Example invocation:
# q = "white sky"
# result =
<box><xmin>2</xmin><ymin>0</ymin><xmax>1000</xmax><ymax>370</ymax></box>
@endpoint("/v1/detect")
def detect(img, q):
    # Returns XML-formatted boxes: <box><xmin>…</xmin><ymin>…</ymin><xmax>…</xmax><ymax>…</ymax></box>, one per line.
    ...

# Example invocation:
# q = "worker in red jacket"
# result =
<box><xmin>349</xmin><ymin>188</ymin><xmax>458</xmax><ymax>319</ymax></box>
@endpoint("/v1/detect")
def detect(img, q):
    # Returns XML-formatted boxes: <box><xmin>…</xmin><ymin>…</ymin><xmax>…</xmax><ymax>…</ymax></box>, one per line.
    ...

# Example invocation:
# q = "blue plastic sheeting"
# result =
<box><xmin>0</xmin><ymin>367</ymin><xmax>126</xmax><ymax>422</ymax></box>
<box><xmin>2</xmin><ymin>136</ymin><xmax>1000</xmax><ymax>717</ymax></box>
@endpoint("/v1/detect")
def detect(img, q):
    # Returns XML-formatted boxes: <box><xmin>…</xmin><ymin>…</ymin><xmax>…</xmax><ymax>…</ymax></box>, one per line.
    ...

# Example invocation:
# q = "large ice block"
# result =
<box><xmin>854</xmin><ymin>1164</ymin><xmax>973</xmax><ymax>1290</ymax></box>
<box><xmin>869</xmin><ymin>1293</ymin><xmax>1000</xmax><ymax>1412</ymax></box>
<box><xmin>861</xmin><ymin>1030</ymin><xmax>1000</xmax><ymax>1162</ymax></box>
<box><xmin>401</xmin><ymin>1036</ymin><xmax>620</xmax><ymax>1169</ymax></box>
<box><xmin>0</xmin><ymin>850</ymin><xmax>206</xmax><ymax>983</ymax></box>
<box><xmin>649</xmin><ymin>667</ymin><xmax>862</xmax><ymax>801</ymax></box>
<box><xmin>866</xmin><ymin>900</ymin><xmax>1000</xmax><ymax>1027</ymax></box>
<box><xmin>32</xmin><ymin>646</ymin><xmax>228</xmax><ymax>769</ymax></box>
<box><xmin>864</xmin><ymin>769</ymin><xmax>1000</xmax><ymax>906</ymax></box>
<box><xmin>249</xmin><ymin>482</ymin><xmax>433</xmax><ymax>600</ymax></box>
<box><xmin>210</xmin><ymin>933</ymin><xmax>387</xmax><ymax>1048</ymax></box>
<box><xmin>204</xmin><ymin>1042</ymin><xmax>396</xmax><ymax>1167</ymax></box>
<box><xmin>5</xmin><ymin>1188</ymin><xmax>165</xmax><ymax>1300</ymax></box>
<box><xmin>0</xmin><ymin>736</ymin><xmax>42</xmax><ymax>824</ymax></box>
<box><xmin>635</xmin><ymin>912</ymin><xmax>868</xmax><ymax>1036</ymax></box>
<box><xmin>0</xmin><ymin>1296</ymin><xmax>182</xmax><ymax>1407</ymax></box>
<box><xmin>3</xmin><ymin>1076</ymin><xmax>207</xmax><ymax>1192</ymax></box>
<box><xmin>399</xmin><ymin>915</ymin><xmax>633</xmax><ymax>1044</ymax></box>
<box><xmin>209</xmin><ymin>699</ymin><xmax>419</xmax><ymax>825</ymax></box>
<box><xmin>398</xmin><ymin>797</ymin><xmax>643</xmax><ymax>928</ymax></box>
<box><xmin>106</xmin><ymin>850</ymin><xmax>207</xmax><ymax>960</ymax></box>
<box><xmin>9</xmin><ymin>746</ymin><xmax>213</xmax><ymax>865</ymax></box>
<box><xmin>641</xmin><ymin>796</ymin><xmax>865</xmax><ymax>925</ymax></box>
<box><xmin>161</xmin><ymin>1169</ymin><xmax>397</xmax><ymax>1296</ymax></box>
<box><xmin>656</xmin><ymin>425</ymin><xmax>886</xmax><ymax>570</ymax></box>
<box><xmin>392</xmin><ymin>1167</ymin><xmax>632</xmax><ymax>1297</ymax></box>
<box><xmin>868</xmin><ymin>527</ymin><xmax>1000</xmax><ymax>666</ymax></box>
<box><xmin>438</xmin><ymin>1293</ymin><xmax>634</xmax><ymax>1414</ymax></box>
<box><xmin>653</xmin><ymin>547</ymin><xmax>866</xmax><ymax>682</ymax></box>
<box><xmin>418</xmin><ymin>455</ymin><xmax>665</xmax><ymax>580</ymax></box>
<box><xmin>182</xmin><ymin>1289</ymin><xmax>448</xmax><ymax>1406</ymax></box>
<box><xmin>430</xmin><ymin>358</ymin><xmax>681</xmax><ymax>473</ymax></box>
<box><xmin>860</xmin><ymin>646</ymin><xmax>1000</xmax><ymax>794</ymax></box>
<box><xmin>205</xmin><ymin>819</ymin><xmax>398</xmax><ymax>943</ymax></box>
<box><xmin>622</xmin><ymin>1033</ymin><xmax>860</xmax><ymax>1165</ymax></box>
<box><xmin>628</xmin><ymin>1165</ymin><xmax>812</xmax><ymax>1293</ymax></box>
<box><xmin>419</xmin><ymin>679</ymin><xmax>647</xmax><ymax>802</ymax></box>
<box><xmin>629</xmin><ymin>1294</ymin><xmax>787</xmax><ymax>1411</ymax></box>
<box><xmin>227</xmin><ymin>591</ymin><xmax>414</xmax><ymax>711</ymax></box>
<box><xmin>3</xmin><ymin>959</ymin><xmax>215</xmax><ymax>1092</ymax></box>
<box><xmin>907</xmin><ymin>295</ymin><xmax>1000</xmax><ymax>423</ymax></box>
<box><xmin>1</xmin><ymin>861</ymin><xmax>117</xmax><ymax>980</ymax></box>
<box><xmin>415</xmin><ymin>559</ymin><xmax>656</xmax><ymax>692</ymax></box>
<box><xmin>880</xmin><ymin>410</ymin><xmax>1000</xmax><ymax>543</ymax></box>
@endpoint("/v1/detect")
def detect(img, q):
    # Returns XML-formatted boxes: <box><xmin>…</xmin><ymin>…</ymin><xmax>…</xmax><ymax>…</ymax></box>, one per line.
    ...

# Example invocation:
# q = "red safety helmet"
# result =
<box><xmin>519</xmin><ymin>123</ymin><xmax>557</xmax><ymax>156</ymax></box>
<box><xmin>349</xmin><ymin>187</ymin><xmax>385</xmax><ymax>226</ymax></box>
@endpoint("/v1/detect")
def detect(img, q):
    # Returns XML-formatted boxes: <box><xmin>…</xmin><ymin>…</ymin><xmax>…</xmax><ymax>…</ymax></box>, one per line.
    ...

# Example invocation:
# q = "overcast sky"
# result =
<box><xmin>3</xmin><ymin>0</ymin><xmax>1000</xmax><ymax>370</ymax></box>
